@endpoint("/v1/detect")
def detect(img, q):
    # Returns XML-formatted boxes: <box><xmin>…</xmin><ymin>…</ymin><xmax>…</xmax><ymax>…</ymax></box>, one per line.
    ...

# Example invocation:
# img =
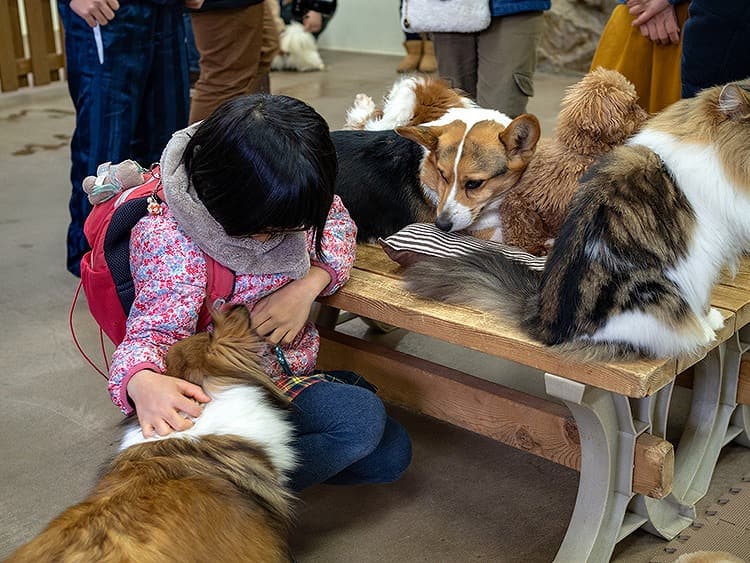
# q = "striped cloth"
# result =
<box><xmin>378</xmin><ymin>223</ymin><xmax>547</xmax><ymax>271</ymax></box>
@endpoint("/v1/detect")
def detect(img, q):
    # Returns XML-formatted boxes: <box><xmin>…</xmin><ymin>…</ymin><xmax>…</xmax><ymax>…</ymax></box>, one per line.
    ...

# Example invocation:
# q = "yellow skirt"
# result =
<box><xmin>590</xmin><ymin>3</ymin><xmax>689</xmax><ymax>114</ymax></box>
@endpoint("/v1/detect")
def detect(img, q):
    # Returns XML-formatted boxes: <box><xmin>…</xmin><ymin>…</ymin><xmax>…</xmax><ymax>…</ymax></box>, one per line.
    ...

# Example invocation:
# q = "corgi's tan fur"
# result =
<box><xmin>397</xmin><ymin>107</ymin><xmax>541</xmax><ymax>234</ymax></box>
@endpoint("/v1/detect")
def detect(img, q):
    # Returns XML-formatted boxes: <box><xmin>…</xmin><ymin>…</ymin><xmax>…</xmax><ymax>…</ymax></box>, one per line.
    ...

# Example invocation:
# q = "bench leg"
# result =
<box><xmin>634</xmin><ymin>332</ymin><xmax>749</xmax><ymax>539</ymax></box>
<box><xmin>310</xmin><ymin>302</ymin><xmax>341</xmax><ymax>330</ymax></box>
<box><xmin>732</xmin><ymin>325</ymin><xmax>750</xmax><ymax>447</ymax></box>
<box><xmin>544</xmin><ymin>374</ymin><xmax>645</xmax><ymax>563</ymax></box>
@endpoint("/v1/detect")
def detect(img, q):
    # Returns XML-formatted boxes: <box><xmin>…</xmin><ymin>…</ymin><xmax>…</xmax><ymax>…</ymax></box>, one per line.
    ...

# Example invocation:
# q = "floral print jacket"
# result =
<box><xmin>108</xmin><ymin>195</ymin><xmax>356</xmax><ymax>415</ymax></box>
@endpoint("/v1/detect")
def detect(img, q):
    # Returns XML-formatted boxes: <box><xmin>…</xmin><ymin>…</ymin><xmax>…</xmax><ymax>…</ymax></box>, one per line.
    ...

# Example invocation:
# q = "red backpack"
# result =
<box><xmin>72</xmin><ymin>165</ymin><xmax>235</xmax><ymax>376</ymax></box>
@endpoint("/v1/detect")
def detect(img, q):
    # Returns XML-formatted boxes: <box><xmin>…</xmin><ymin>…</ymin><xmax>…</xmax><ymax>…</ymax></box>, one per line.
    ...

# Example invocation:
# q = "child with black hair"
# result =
<box><xmin>109</xmin><ymin>94</ymin><xmax>412</xmax><ymax>491</ymax></box>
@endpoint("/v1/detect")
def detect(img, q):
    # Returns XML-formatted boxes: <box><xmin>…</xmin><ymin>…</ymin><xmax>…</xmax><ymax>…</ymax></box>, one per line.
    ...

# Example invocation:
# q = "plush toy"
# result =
<box><xmin>82</xmin><ymin>160</ymin><xmax>146</xmax><ymax>205</ymax></box>
<box><xmin>481</xmin><ymin>68</ymin><xmax>649</xmax><ymax>255</ymax></box>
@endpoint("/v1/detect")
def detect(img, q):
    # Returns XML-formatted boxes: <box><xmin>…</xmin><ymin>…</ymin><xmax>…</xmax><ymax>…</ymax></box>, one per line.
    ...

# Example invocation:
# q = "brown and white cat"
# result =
<box><xmin>402</xmin><ymin>80</ymin><xmax>750</xmax><ymax>359</ymax></box>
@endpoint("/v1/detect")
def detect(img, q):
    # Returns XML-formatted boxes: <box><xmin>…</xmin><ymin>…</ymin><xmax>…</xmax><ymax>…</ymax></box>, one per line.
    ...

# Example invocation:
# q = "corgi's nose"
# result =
<box><xmin>435</xmin><ymin>217</ymin><xmax>453</xmax><ymax>232</ymax></box>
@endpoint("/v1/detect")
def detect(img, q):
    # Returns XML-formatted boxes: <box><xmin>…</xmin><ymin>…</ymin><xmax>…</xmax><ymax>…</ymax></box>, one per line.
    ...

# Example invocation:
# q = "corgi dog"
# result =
<box><xmin>343</xmin><ymin>75</ymin><xmax>477</xmax><ymax>131</ymax></box>
<box><xmin>332</xmin><ymin>107</ymin><xmax>541</xmax><ymax>242</ymax></box>
<box><xmin>271</xmin><ymin>21</ymin><xmax>325</xmax><ymax>72</ymax></box>
<box><xmin>403</xmin><ymin>80</ymin><xmax>750</xmax><ymax>360</ymax></box>
<box><xmin>6</xmin><ymin>306</ymin><xmax>296</xmax><ymax>563</ymax></box>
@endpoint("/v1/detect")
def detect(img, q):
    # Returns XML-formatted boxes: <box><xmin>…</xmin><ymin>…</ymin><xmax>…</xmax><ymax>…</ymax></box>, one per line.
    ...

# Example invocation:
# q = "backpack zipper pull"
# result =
<box><xmin>147</xmin><ymin>195</ymin><xmax>162</xmax><ymax>216</ymax></box>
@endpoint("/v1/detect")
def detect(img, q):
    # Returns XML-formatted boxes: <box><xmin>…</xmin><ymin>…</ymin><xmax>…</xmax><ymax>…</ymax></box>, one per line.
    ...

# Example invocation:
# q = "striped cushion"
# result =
<box><xmin>378</xmin><ymin>223</ymin><xmax>547</xmax><ymax>271</ymax></box>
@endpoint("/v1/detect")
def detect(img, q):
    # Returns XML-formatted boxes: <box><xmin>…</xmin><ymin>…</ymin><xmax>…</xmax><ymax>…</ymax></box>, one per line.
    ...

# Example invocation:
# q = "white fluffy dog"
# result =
<box><xmin>271</xmin><ymin>22</ymin><xmax>325</xmax><ymax>72</ymax></box>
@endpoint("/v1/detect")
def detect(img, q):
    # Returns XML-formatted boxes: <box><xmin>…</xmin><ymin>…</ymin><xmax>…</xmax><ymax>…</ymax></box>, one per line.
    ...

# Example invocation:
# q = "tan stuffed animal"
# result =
<box><xmin>82</xmin><ymin>160</ymin><xmax>146</xmax><ymax>205</ymax></box>
<box><xmin>480</xmin><ymin>67</ymin><xmax>649</xmax><ymax>255</ymax></box>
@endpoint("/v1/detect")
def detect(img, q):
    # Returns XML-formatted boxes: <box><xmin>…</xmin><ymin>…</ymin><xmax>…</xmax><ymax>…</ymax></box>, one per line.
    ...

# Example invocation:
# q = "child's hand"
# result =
<box><xmin>251</xmin><ymin>266</ymin><xmax>331</xmax><ymax>345</ymax></box>
<box><xmin>127</xmin><ymin>369</ymin><xmax>211</xmax><ymax>438</ymax></box>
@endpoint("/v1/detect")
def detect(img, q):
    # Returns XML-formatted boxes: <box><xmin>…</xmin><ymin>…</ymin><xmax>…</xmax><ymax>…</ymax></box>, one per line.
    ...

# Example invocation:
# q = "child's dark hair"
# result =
<box><xmin>183</xmin><ymin>94</ymin><xmax>337</xmax><ymax>258</ymax></box>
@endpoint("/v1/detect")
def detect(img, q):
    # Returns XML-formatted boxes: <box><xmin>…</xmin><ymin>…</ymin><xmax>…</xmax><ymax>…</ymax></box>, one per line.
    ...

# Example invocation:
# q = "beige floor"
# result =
<box><xmin>1</xmin><ymin>50</ymin><xmax>748</xmax><ymax>563</ymax></box>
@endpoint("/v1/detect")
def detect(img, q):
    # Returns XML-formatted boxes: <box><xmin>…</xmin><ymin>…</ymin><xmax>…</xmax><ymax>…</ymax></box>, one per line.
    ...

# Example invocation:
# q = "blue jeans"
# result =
<box><xmin>183</xmin><ymin>12</ymin><xmax>200</xmax><ymax>75</ymax></box>
<box><xmin>288</xmin><ymin>380</ymin><xmax>412</xmax><ymax>492</ymax></box>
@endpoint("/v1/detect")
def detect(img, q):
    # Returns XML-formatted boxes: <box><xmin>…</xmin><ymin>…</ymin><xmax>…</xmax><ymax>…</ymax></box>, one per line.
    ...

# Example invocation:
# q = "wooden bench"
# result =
<box><xmin>315</xmin><ymin>245</ymin><xmax>750</xmax><ymax>562</ymax></box>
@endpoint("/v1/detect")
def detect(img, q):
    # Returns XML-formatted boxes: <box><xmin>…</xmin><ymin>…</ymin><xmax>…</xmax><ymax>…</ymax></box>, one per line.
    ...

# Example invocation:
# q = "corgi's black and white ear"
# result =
<box><xmin>396</xmin><ymin>124</ymin><xmax>445</xmax><ymax>152</ymax></box>
<box><xmin>718</xmin><ymin>82</ymin><xmax>750</xmax><ymax>120</ymax></box>
<box><xmin>499</xmin><ymin>114</ymin><xmax>541</xmax><ymax>170</ymax></box>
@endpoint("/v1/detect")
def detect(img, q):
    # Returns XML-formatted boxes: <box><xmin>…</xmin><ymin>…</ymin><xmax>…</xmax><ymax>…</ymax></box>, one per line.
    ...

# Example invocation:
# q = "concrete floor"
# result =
<box><xmin>1</xmin><ymin>50</ymin><xmax>748</xmax><ymax>562</ymax></box>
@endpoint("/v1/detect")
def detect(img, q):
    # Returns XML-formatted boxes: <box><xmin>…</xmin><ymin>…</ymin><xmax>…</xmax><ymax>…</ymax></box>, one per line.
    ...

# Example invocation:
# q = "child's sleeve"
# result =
<box><xmin>308</xmin><ymin>195</ymin><xmax>357</xmax><ymax>296</ymax></box>
<box><xmin>108</xmin><ymin>215</ymin><xmax>207</xmax><ymax>415</ymax></box>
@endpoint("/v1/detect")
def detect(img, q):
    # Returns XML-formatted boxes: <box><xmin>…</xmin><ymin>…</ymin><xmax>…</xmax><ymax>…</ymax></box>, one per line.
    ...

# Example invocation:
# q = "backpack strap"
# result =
<box><xmin>198</xmin><ymin>255</ymin><xmax>236</xmax><ymax>331</ymax></box>
<box><xmin>105</xmin><ymin>179</ymin><xmax>163</xmax><ymax>316</ymax></box>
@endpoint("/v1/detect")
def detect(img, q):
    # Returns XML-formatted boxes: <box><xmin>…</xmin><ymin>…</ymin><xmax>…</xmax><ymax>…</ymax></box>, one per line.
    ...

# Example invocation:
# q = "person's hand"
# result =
<box><xmin>638</xmin><ymin>5</ymin><xmax>680</xmax><ymax>45</ymax></box>
<box><xmin>127</xmin><ymin>369</ymin><xmax>211</xmax><ymax>438</ymax></box>
<box><xmin>69</xmin><ymin>0</ymin><xmax>119</xmax><ymax>27</ymax></box>
<box><xmin>185</xmin><ymin>0</ymin><xmax>204</xmax><ymax>9</ymax></box>
<box><xmin>626</xmin><ymin>0</ymin><xmax>669</xmax><ymax>26</ymax></box>
<box><xmin>302</xmin><ymin>10</ymin><xmax>323</xmax><ymax>34</ymax></box>
<box><xmin>251</xmin><ymin>267</ymin><xmax>331</xmax><ymax>345</ymax></box>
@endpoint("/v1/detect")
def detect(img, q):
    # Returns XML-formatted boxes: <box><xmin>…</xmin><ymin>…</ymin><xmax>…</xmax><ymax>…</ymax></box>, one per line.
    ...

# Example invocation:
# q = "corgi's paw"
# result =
<box><xmin>706</xmin><ymin>307</ymin><xmax>725</xmax><ymax>331</ymax></box>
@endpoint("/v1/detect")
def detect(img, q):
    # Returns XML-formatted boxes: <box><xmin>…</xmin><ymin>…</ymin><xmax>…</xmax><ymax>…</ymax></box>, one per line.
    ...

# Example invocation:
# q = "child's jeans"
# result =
<box><xmin>288</xmin><ymin>379</ymin><xmax>412</xmax><ymax>492</ymax></box>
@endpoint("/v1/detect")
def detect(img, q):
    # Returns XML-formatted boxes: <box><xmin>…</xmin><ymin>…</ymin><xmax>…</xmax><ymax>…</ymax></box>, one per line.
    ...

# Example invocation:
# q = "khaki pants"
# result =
<box><xmin>432</xmin><ymin>11</ymin><xmax>545</xmax><ymax>118</ymax></box>
<box><xmin>189</xmin><ymin>3</ymin><xmax>265</xmax><ymax>123</ymax></box>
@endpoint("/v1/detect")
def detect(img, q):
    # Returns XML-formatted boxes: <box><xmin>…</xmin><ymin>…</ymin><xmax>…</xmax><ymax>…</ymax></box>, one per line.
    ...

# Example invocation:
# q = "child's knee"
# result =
<box><xmin>378</xmin><ymin>420</ymin><xmax>413</xmax><ymax>482</ymax></box>
<box><xmin>341</xmin><ymin>387</ymin><xmax>388</xmax><ymax>456</ymax></box>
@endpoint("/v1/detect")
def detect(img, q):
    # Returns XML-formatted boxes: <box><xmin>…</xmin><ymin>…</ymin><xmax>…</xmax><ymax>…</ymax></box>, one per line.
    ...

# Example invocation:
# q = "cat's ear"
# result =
<box><xmin>718</xmin><ymin>83</ymin><xmax>750</xmax><ymax>120</ymax></box>
<box><xmin>500</xmin><ymin>114</ymin><xmax>541</xmax><ymax>170</ymax></box>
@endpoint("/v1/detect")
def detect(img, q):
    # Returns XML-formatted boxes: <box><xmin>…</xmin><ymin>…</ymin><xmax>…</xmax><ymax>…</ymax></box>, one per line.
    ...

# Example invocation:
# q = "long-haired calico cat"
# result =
<box><xmin>6</xmin><ymin>305</ymin><xmax>296</xmax><ymax>563</ymax></box>
<box><xmin>403</xmin><ymin>80</ymin><xmax>750</xmax><ymax>359</ymax></box>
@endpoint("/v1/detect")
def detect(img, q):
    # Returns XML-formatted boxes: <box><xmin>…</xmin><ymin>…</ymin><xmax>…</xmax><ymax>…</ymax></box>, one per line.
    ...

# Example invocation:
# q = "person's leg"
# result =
<box><xmin>133</xmin><ymin>4</ymin><xmax>190</xmax><ymax>166</ymax></box>
<box><xmin>189</xmin><ymin>3</ymin><xmax>264</xmax><ymax>123</ymax></box>
<box><xmin>57</xmin><ymin>0</ymin><xmax>152</xmax><ymax>276</ymax></box>
<box><xmin>324</xmin><ymin>416</ymin><xmax>412</xmax><ymax>485</ymax></box>
<box><xmin>418</xmin><ymin>33</ymin><xmax>437</xmax><ymax>73</ymax></box>
<box><xmin>431</xmin><ymin>31</ymin><xmax>478</xmax><ymax>99</ymax></box>
<box><xmin>681</xmin><ymin>0</ymin><xmax>750</xmax><ymax>98</ymax></box>
<box><xmin>288</xmin><ymin>381</ymin><xmax>412</xmax><ymax>492</ymax></box>
<box><xmin>252</xmin><ymin>0</ymin><xmax>282</xmax><ymax>94</ymax></box>
<box><xmin>476</xmin><ymin>11</ymin><xmax>544</xmax><ymax>117</ymax></box>
<box><xmin>397</xmin><ymin>30</ymin><xmax>423</xmax><ymax>74</ymax></box>
<box><xmin>183</xmin><ymin>11</ymin><xmax>201</xmax><ymax>85</ymax></box>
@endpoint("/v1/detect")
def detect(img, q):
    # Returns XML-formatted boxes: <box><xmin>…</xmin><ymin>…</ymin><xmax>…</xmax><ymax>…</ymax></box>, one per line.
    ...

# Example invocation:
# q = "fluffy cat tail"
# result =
<box><xmin>402</xmin><ymin>249</ymin><xmax>541</xmax><ymax>323</ymax></box>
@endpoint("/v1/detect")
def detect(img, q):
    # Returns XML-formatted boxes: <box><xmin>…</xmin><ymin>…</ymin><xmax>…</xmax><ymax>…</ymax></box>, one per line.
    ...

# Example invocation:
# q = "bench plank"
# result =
<box><xmin>317</xmin><ymin>328</ymin><xmax>674</xmax><ymax>498</ymax></box>
<box><xmin>675</xmin><ymin>307</ymin><xmax>736</xmax><ymax>373</ymax></box>
<box><xmin>711</xmin><ymin>284</ymin><xmax>750</xmax><ymax>331</ymax></box>
<box><xmin>321</xmin><ymin>268</ymin><xmax>677</xmax><ymax>398</ymax></box>
<box><xmin>632</xmin><ymin>433</ymin><xmax>675</xmax><ymax>501</ymax></box>
<box><xmin>739</xmin><ymin>358</ymin><xmax>750</xmax><ymax>406</ymax></box>
<box><xmin>355</xmin><ymin>243</ymin><xmax>402</xmax><ymax>279</ymax></box>
<box><xmin>720</xmin><ymin>261</ymin><xmax>750</xmax><ymax>296</ymax></box>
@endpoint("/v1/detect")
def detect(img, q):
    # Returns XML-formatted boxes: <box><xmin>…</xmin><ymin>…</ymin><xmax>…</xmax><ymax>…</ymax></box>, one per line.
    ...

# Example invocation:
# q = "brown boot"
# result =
<box><xmin>418</xmin><ymin>39</ymin><xmax>437</xmax><ymax>73</ymax></box>
<box><xmin>396</xmin><ymin>40</ymin><xmax>422</xmax><ymax>73</ymax></box>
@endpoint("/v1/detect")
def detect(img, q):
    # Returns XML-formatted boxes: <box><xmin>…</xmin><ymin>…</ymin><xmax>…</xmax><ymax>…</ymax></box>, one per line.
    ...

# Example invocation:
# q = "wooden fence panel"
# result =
<box><xmin>0</xmin><ymin>0</ymin><xmax>64</xmax><ymax>92</ymax></box>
